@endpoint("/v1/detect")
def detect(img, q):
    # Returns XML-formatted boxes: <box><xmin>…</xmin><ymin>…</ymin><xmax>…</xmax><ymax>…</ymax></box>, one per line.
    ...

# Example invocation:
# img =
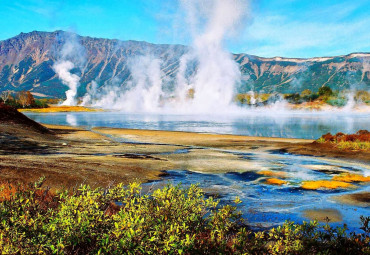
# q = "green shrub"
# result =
<box><xmin>354</xmin><ymin>90</ymin><xmax>370</xmax><ymax>104</ymax></box>
<box><xmin>316</xmin><ymin>137</ymin><xmax>326</xmax><ymax>143</ymax></box>
<box><xmin>301</xmin><ymin>93</ymin><xmax>319</xmax><ymax>102</ymax></box>
<box><xmin>318</xmin><ymin>86</ymin><xmax>333</xmax><ymax>97</ymax></box>
<box><xmin>0</xmin><ymin>179</ymin><xmax>369</xmax><ymax>254</ymax></box>
<box><xmin>33</xmin><ymin>99</ymin><xmax>49</xmax><ymax>108</ymax></box>
<box><xmin>284</xmin><ymin>93</ymin><xmax>301</xmax><ymax>104</ymax></box>
<box><xmin>326</xmin><ymin>97</ymin><xmax>347</xmax><ymax>107</ymax></box>
<box><xmin>337</xmin><ymin>141</ymin><xmax>370</xmax><ymax>150</ymax></box>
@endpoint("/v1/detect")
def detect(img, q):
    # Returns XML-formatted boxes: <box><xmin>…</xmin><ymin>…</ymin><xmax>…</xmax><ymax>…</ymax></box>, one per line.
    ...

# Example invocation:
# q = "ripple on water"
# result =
<box><xmin>224</xmin><ymin>171</ymin><xmax>261</xmax><ymax>182</ymax></box>
<box><xmin>152</xmin><ymin>157</ymin><xmax>369</xmax><ymax>232</ymax></box>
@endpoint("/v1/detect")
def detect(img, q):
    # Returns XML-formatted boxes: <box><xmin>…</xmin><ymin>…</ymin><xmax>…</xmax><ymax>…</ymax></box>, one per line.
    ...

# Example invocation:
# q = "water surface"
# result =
<box><xmin>143</xmin><ymin>149</ymin><xmax>370</xmax><ymax>232</ymax></box>
<box><xmin>25</xmin><ymin>111</ymin><xmax>370</xmax><ymax>139</ymax></box>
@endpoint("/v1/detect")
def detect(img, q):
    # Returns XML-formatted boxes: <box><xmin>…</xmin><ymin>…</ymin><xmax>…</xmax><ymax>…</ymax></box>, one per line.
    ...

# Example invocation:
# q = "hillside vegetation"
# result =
<box><xmin>235</xmin><ymin>87</ymin><xmax>370</xmax><ymax>107</ymax></box>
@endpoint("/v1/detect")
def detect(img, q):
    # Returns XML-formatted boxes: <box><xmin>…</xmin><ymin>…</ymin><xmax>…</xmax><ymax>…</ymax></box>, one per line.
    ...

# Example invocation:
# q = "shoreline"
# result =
<box><xmin>0</xmin><ymin>119</ymin><xmax>369</xmax><ymax>190</ymax></box>
<box><xmin>90</xmin><ymin>126</ymin><xmax>369</xmax><ymax>163</ymax></box>
<box><xmin>18</xmin><ymin>103</ymin><xmax>370</xmax><ymax>114</ymax></box>
<box><xmin>19</xmin><ymin>105</ymin><xmax>102</xmax><ymax>113</ymax></box>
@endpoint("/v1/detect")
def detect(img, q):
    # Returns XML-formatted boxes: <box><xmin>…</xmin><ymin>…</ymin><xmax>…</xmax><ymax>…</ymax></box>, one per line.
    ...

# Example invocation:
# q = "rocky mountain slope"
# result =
<box><xmin>0</xmin><ymin>31</ymin><xmax>369</xmax><ymax>98</ymax></box>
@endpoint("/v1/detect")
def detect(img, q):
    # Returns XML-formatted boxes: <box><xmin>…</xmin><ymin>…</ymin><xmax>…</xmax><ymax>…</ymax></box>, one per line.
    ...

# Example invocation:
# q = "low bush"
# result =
<box><xmin>326</xmin><ymin>97</ymin><xmax>347</xmax><ymax>107</ymax></box>
<box><xmin>301</xmin><ymin>93</ymin><xmax>319</xmax><ymax>102</ymax></box>
<box><xmin>317</xmin><ymin>130</ymin><xmax>370</xmax><ymax>151</ymax></box>
<box><xmin>325</xmin><ymin>130</ymin><xmax>370</xmax><ymax>142</ymax></box>
<box><xmin>354</xmin><ymin>90</ymin><xmax>370</xmax><ymax>104</ymax></box>
<box><xmin>318</xmin><ymin>86</ymin><xmax>333</xmax><ymax>97</ymax></box>
<box><xmin>0</xmin><ymin>179</ymin><xmax>369</xmax><ymax>254</ymax></box>
<box><xmin>284</xmin><ymin>93</ymin><xmax>301</xmax><ymax>104</ymax></box>
<box><xmin>337</xmin><ymin>141</ymin><xmax>370</xmax><ymax>150</ymax></box>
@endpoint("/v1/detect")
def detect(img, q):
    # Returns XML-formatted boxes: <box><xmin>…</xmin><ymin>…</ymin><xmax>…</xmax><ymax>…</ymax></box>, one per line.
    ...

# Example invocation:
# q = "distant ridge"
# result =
<box><xmin>0</xmin><ymin>30</ymin><xmax>369</xmax><ymax>98</ymax></box>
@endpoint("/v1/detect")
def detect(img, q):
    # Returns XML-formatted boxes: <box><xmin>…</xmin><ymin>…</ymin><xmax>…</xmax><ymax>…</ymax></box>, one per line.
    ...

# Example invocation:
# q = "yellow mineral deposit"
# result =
<box><xmin>265</xmin><ymin>178</ymin><xmax>287</xmax><ymax>185</ymax></box>
<box><xmin>332</xmin><ymin>173</ymin><xmax>370</xmax><ymax>183</ymax></box>
<box><xmin>301</xmin><ymin>180</ymin><xmax>355</xmax><ymax>190</ymax></box>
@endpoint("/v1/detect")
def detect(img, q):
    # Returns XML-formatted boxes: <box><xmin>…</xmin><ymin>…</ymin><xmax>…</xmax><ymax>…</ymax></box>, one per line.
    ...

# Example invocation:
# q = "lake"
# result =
<box><xmin>25</xmin><ymin>110</ymin><xmax>370</xmax><ymax>139</ymax></box>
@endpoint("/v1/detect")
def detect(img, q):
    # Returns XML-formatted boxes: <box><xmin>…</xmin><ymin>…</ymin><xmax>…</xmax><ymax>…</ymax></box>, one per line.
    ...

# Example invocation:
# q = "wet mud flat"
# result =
<box><xmin>0</xmin><ymin>123</ymin><xmax>178</xmax><ymax>189</ymax></box>
<box><xmin>1</xmin><ymin>117</ymin><xmax>369</xmax><ymax>231</ymax></box>
<box><xmin>93</xmin><ymin>127</ymin><xmax>370</xmax><ymax>231</ymax></box>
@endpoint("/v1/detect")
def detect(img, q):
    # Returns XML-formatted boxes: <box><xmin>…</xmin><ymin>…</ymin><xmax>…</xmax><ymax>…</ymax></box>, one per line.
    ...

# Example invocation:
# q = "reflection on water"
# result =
<box><xmin>144</xmin><ymin>150</ymin><xmax>370</xmax><ymax>232</ymax></box>
<box><xmin>25</xmin><ymin>111</ymin><xmax>370</xmax><ymax>139</ymax></box>
<box><xmin>66</xmin><ymin>114</ymin><xmax>77</xmax><ymax>126</ymax></box>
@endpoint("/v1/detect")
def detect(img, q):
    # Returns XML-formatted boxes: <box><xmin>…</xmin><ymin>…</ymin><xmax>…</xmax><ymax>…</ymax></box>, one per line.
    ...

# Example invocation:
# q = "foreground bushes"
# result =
<box><xmin>0</xmin><ymin>179</ymin><xmax>369</xmax><ymax>254</ymax></box>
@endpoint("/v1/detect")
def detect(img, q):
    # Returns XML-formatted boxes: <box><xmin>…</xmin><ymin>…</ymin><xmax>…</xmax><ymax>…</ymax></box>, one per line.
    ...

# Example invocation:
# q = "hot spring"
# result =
<box><xmin>38</xmin><ymin>0</ymin><xmax>369</xmax><ymax>233</ymax></box>
<box><xmin>24</xmin><ymin>110</ymin><xmax>370</xmax><ymax>231</ymax></box>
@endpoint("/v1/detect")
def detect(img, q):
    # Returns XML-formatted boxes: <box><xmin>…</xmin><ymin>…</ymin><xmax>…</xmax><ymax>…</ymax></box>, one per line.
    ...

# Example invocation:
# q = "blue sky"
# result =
<box><xmin>0</xmin><ymin>0</ymin><xmax>369</xmax><ymax>58</ymax></box>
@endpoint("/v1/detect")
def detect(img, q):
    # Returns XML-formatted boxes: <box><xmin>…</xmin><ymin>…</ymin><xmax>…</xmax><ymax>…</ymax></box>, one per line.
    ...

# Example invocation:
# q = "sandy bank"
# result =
<box><xmin>19</xmin><ymin>106</ymin><xmax>101</xmax><ymax>113</ymax></box>
<box><xmin>0</xmin><ymin>122</ymin><xmax>177</xmax><ymax>189</ymax></box>
<box><xmin>92</xmin><ymin>127</ymin><xmax>311</xmax><ymax>149</ymax></box>
<box><xmin>92</xmin><ymin>127</ymin><xmax>369</xmax><ymax>163</ymax></box>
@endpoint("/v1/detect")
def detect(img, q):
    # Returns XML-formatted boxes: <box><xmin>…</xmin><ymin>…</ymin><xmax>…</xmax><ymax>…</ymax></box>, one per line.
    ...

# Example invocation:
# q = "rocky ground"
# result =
<box><xmin>0</xmin><ymin>104</ymin><xmax>174</xmax><ymax>189</ymax></box>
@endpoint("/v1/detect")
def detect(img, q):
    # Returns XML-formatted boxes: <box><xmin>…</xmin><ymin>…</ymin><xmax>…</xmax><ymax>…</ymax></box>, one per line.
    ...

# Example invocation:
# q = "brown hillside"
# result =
<box><xmin>0</xmin><ymin>103</ymin><xmax>51</xmax><ymax>134</ymax></box>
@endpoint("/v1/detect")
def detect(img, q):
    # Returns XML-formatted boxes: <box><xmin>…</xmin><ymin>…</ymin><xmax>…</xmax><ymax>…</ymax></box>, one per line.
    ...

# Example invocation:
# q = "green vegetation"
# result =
<box><xmin>282</xmin><ymin>87</ymin><xmax>370</xmax><ymax>106</ymax></box>
<box><xmin>0</xmin><ymin>90</ymin><xmax>49</xmax><ymax>109</ymax></box>
<box><xmin>283</xmin><ymin>86</ymin><xmax>333</xmax><ymax>104</ymax></box>
<box><xmin>318</xmin><ymin>86</ymin><xmax>333</xmax><ymax>97</ymax></box>
<box><xmin>235</xmin><ymin>93</ymin><xmax>271</xmax><ymax>105</ymax></box>
<box><xmin>236</xmin><ymin>85</ymin><xmax>370</xmax><ymax>107</ymax></box>
<box><xmin>283</xmin><ymin>93</ymin><xmax>302</xmax><ymax>104</ymax></box>
<box><xmin>355</xmin><ymin>90</ymin><xmax>370</xmax><ymax>104</ymax></box>
<box><xmin>1</xmin><ymin>179</ymin><xmax>369</xmax><ymax>254</ymax></box>
<box><xmin>236</xmin><ymin>86</ymin><xmax>348</xmax><ymax>106</ymax></box>
<box><xmin>336</xmin><ymin>141</ymin><xmax>370</xmax><ymax>150</ymax></box>
<box><xmin>325</xmin><ymin>97</ymin><xmax>347</xmax><ymax>107</ymax></box>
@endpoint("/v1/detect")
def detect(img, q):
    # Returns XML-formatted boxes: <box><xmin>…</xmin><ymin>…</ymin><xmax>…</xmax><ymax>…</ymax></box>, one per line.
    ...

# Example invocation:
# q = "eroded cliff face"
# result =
<box><xmin>0</xmin><ymin>30</ymin><xmax>369</xmax><ymax>98</ymax></box>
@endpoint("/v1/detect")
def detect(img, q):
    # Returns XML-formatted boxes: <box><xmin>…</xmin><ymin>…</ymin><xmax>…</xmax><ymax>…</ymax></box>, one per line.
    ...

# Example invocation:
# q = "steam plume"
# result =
<box><xmin>85</xmin><ymin>0</ymin><xmax>249</xmax><ymax>113</ymax></box>
<box><xmin>174</xmin><ymin>0</ymin><xmax>248</xmax><ymax>112</ymax></box>
<box><xmin>53</xmin><ymin>32</ymin><xmax>85</xmax><ymax>106</ymax></box>
<box><xmin>89</xmin><ymin>55</ymin><xmax>165</xmax><ymax>112</ymax></box>
<box><xmin>53</xmin><ymin>61</ymin><xmax>80</xmax><ymax>105</ymax></box>
<box><xmin>81</xmin><ymin>80</ymin><xmax>98</xmax><ymax>106</ymax></box>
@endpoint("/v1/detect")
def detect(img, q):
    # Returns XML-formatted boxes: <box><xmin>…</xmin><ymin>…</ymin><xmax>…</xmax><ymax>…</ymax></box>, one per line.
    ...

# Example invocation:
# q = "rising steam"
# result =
<box><xmin>85</xmin><ymin>0</ymin><xmax>249</xmax><ymax>113</ymax></box>
<box><xmin>53</xmin><ymin>32</ymin><xmax>85</xmax><ymax>106</ymax></box>
<box><xmin>53</xmin><ymin>61</ymin><xmax>80</xmax><ymax>105</ymax></box>
<box><xmin>173</xmin><ymin>0</ymin><xmax>248</xmax><ymax>113</ymax></box>
<box><xmin>85</xmin><ymin>55</ymin><xmax>165</xmax><ymax>112</ymax></box>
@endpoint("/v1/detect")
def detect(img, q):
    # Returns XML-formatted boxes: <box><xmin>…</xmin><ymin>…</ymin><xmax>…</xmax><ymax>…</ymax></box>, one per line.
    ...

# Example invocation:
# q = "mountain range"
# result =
<box><xmin>0</xmin><ymin>30</ymin><xmax>369</xmax><ymax>98</ymax></box>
